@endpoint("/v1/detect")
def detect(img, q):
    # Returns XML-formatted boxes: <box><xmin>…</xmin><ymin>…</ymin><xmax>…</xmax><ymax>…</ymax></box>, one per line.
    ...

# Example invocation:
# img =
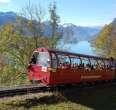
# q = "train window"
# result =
<box><xmin>36</xmin><ymin>52</ymin><xmax>50</xmax><ymax>67</ymax></box>
<box><xmin>104</xmin><ymin>58</ymin><xmax>116</xmax><ymax>69</ymax></box>
<box><xmin>104</xmin><ymin>60</ymin><xmax>110</xmax><ymax>68</ymax></box>
<box><xmin>106</xmin><ymin>59</ymin><xmax>116</xmax><ymax>70</ymax></box>
<box><xmin>90</xmin><ymin>58</ymin><xmax>98</xmax><ymax>69</ymax></box>
<box><xmin>51</xmin><ymin>53</ymin><xmax>57</xmax><ymax>68</ymax></box>
<box><xmin>80</xmin><ymin>57</ymin><xmax>90</xmax><ymax>69</ymax></box>
<box><xmin>57</xmin><ymin>54</ymin><xmax>70</xmax><ymax>68</ymax></box>
<box><xmin>97</xmin><ymin>60</ymin><xmax>105</xmax><ymax>69</ymax></box>
<box><xmin>81</xmin><ymin>57</ymin><xmax>90</xmax><ymax>65</ymax></box>
<box><xmin>109</xmin><ymin>59</ymin><xmax>115</xmax><ymax>68</ymax></box>
<box><xmin>90</xmin><ymin>59</ymin><xmax>97</xmax><ymax>65</ymax></box>
<box><xmin>70</xmin><ymin>57</ymin><xmax>81</xmax><ymax>66</ymax></box>
<box><xmin>29</xmin><ymin>52</ymin><xmax>38</xmax><ymax>64</ymax></box>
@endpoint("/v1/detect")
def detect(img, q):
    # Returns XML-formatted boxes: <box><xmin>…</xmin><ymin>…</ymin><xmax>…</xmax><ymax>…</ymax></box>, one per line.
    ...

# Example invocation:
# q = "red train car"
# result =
<box><xmin>28</xmin><ymin>47</ymin><xmax>116</xmax><ymax>85</ymax></box>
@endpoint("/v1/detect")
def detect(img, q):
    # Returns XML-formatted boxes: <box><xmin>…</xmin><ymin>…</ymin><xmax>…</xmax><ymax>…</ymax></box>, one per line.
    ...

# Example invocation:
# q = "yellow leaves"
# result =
<box><xmin>96</xmin><ymin>24</ymin><xmax>113</xmax><ymax>49</ymax></box>
<box><xmin>3</xmin><ymin>23</ymin><xmax>14</xmax><ymax>33</ymax></box>
<box><xmin>95</xmin><ymin>23</ymin><xmax>116</xmax><ymax>58</ymax></box>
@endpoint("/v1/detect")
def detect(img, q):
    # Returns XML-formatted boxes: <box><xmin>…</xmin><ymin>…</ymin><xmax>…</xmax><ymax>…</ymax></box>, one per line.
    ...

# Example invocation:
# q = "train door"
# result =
<box><xmin>28</xmin><ymin>52</ymin><xmax>38</xmax><ymax>82</ymax></box>
<box><xmin>50</xmin><ymin>52</ymin><xmax>58</xmax><ymax>84</ymax></box>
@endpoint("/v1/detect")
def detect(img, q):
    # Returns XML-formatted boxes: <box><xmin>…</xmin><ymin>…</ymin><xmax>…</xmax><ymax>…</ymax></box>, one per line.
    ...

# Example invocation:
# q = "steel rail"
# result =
<box><xmin>0</xmin><ymin>85</ymin><xmax>50</xmax><ymax>98</ymax></box>
<box><xmin>0</xmin><ymin>81</ymin><xmax>116</xmax><ymax>98</ymax></box>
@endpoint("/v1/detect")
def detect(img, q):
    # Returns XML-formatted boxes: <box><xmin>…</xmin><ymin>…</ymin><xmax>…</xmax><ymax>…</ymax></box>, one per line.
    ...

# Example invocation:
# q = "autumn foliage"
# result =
<box><xmin>95</xmin><ymin>23</ymin><xmax>116</xmax><ymax>58</ymax></box>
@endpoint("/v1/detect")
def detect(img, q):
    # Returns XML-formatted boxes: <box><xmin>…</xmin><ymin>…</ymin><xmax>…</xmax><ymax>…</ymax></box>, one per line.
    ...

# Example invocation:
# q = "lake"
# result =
<box><xmin>63</xmin><ymin>41</ymin><xmax>96</xmax><ymax>55</ymax></box>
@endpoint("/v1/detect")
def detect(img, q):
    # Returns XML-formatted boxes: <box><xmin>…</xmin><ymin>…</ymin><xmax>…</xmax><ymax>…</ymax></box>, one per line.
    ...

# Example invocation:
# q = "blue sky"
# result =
<box><xmin>0</xmin><ymin>0</ymin><xmax>116</xmax><ymax>26</ymax></box>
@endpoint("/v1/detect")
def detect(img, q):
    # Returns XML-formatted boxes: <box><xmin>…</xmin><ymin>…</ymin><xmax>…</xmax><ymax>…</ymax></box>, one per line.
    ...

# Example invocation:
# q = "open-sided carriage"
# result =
<box><xmin>28</xmin><ymin>48</ymin><xmax>116</xmax><ymax>85</ymax></box>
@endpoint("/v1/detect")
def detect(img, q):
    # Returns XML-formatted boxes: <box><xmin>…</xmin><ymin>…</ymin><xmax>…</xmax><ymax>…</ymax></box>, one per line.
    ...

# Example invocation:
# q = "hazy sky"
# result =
<box><xmin>0</xmin><ymin>0</ymin><xmax>116</xmax><ymax>26</ymax></box>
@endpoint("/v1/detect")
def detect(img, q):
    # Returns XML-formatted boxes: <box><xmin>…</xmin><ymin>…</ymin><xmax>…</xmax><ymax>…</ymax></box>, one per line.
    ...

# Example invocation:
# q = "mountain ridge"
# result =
<box><xmin>0</xmin><ymin>11</ymin><xmax>101</xmax><ymax>42</ymax></box>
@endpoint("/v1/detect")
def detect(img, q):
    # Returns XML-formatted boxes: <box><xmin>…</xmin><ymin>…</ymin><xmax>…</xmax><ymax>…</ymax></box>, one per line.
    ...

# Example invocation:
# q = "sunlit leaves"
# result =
<box><xmin>95</xmin><ymin>23</ymin><xmax>116</xmax><ymax>58</ymax></box>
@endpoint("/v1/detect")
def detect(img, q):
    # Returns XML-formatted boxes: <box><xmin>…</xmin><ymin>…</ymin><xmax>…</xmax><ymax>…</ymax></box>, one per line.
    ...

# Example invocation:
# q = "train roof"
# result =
<box><xmin>35</xmin><ymin>48</ymin><xmax>116</xmax><ymax>61</ymax></box>
<box><xmin>48</xmin><ymin>49</ymin><xmax>109</xmax><ymax>60</ymax></box>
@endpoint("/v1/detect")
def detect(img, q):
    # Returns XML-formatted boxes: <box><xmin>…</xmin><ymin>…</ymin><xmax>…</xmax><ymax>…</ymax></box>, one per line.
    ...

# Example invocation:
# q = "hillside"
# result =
<box><xmin>95</xmin><ymin>18</ymin><xmax>116</xmax><ymax>58</ymax></box>
<box><xmin>0</xmin><ymin>12</ymin><xmax>101</xmax><ymax>43</ymax></box>
<box><xmin>0</xmin><ymin>12</ymin><xmax>16</xmax><ymax>25</ymax></box>
<box><xmin>61</xmin><ymin>23</ymin><xmax>101</xmax><ymax>43</ymax></box>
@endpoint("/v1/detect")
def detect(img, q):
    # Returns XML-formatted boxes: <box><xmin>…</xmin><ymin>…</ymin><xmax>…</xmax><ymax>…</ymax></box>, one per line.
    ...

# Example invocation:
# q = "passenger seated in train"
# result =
<box><xmin>99</xmin><ymin>65</ymin><xmax>104</xmax><ymax>70</ymax></box>
<box><xmin>59</xmin><ymin>63</ymin><xmax>62</xmax><ymax>68</ymax></box>
<box><xmin>93</xmin><ymin>64</ymin><xmax>97</xmax><ymax>69</ymax></box>
<box><xmin>59</xmin><ymin>62</ymin><xmax>67</xmax><ymax>69</ymax></box>
<box><xmin>62</xmin><ymin>62</ymin><xmax>68</xmax><ymax>69</ymax></box>
<box><xmin>66</xmin><ymin>62</ymin><xmax>70</xmax><ymax>68</ymax></box>
<box><xmin>79</xmin><ymin>63</ymin><xmax>84</xmax><ymax>68</ymax></box>
<box><xmin>77</xmin><ymin>63</ymin><xmax>81</xmax><ymax>68</ymax></box>
<box><xmin>85</xmin><ymin>63</ymin><xmax>91</xmax><ymax>70</ymax></box>
<box><xmin>71</xmin><ymin>63</ymin><xmax>75</xmax><ymax>68</ymax></box>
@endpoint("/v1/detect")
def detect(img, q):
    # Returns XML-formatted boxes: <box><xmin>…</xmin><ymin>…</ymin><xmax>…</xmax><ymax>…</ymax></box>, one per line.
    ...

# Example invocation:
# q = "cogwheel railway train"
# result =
<box><xmin>27</xmin><ymin>48</ymin><xmax>116</xmax><ymax>85</ymax></box>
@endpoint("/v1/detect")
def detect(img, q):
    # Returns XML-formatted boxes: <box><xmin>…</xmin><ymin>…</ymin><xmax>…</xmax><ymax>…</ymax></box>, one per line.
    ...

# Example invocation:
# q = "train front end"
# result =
<box><xmin>27</xmin><ymin>48</ymin><xmax>51</xmax><ymax>85</ymax></box>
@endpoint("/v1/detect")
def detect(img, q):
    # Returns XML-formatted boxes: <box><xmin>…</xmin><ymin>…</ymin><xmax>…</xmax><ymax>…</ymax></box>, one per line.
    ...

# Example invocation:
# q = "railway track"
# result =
<box><xmin>0</xmin><ymin>85</ymin><xmax>50</xmax><ymax>98</ymax></box>
<box><xmin>0</xmin><ymin>81</ymin><xmax>116</xmax><ymax>98</ymax></box>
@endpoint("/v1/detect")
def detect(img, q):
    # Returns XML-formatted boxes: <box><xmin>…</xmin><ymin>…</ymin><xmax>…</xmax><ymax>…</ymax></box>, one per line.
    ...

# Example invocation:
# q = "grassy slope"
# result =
<box><xmin>0</xmin><ymin>86</ymin><xmax>116</xmax><ymax>110</ymax></box>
